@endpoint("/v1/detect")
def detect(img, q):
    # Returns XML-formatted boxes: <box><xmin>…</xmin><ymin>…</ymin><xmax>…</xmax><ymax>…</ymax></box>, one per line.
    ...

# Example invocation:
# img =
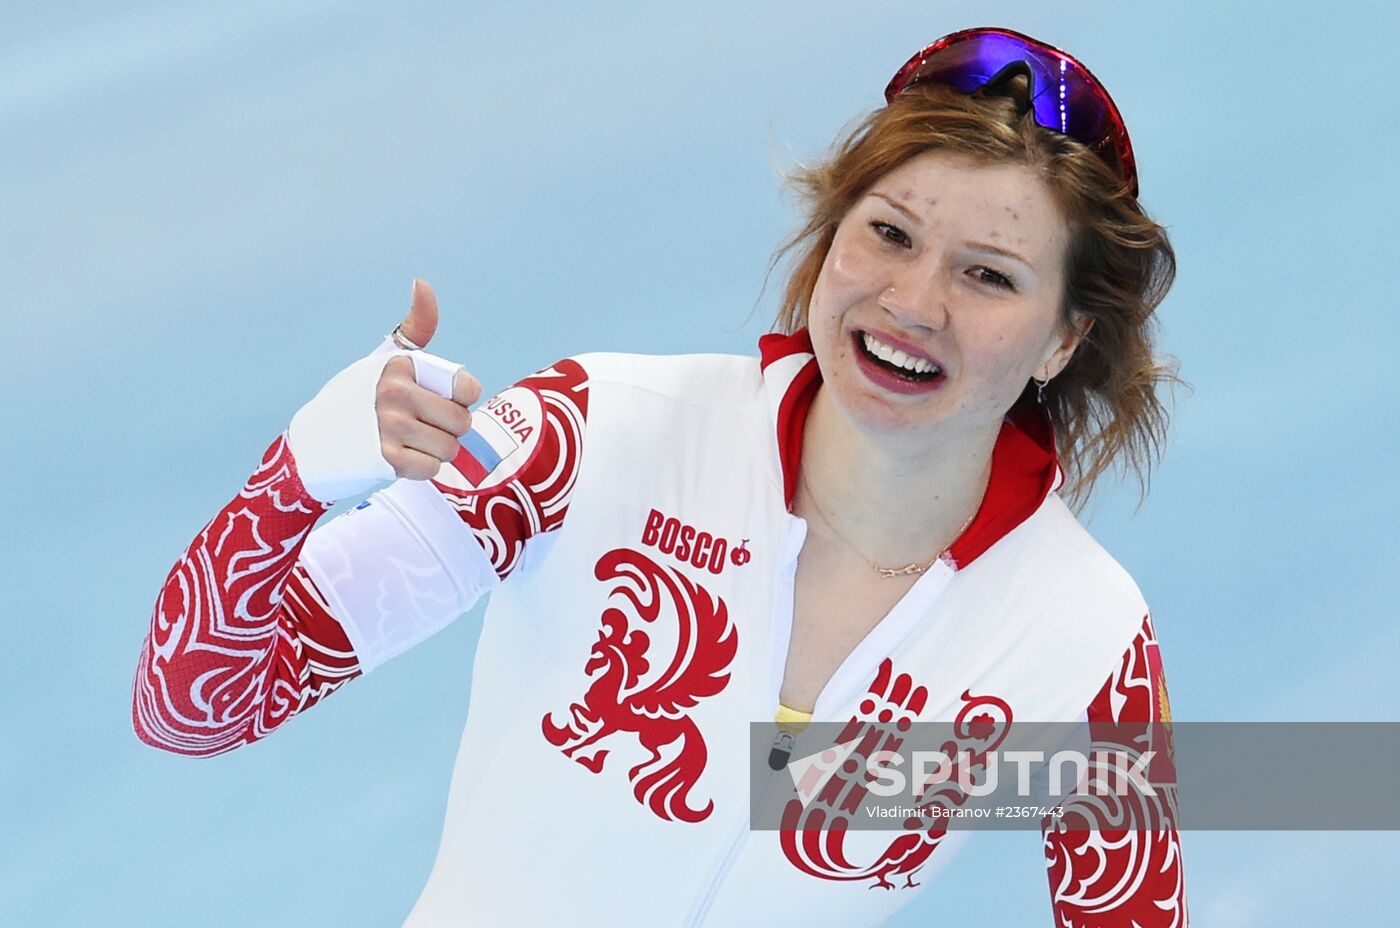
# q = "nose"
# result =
<box><xmin>876</xmin><ymin>265</ymin><xmax>949</xmax><ymax>332</ymax></box>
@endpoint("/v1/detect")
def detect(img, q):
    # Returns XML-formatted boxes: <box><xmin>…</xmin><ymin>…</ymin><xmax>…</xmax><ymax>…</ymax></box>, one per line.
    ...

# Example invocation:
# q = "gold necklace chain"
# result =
<box><xmin>799</xmin><ymin>469</ymin><xmax>983</xmax><ymax>579</ymax></box>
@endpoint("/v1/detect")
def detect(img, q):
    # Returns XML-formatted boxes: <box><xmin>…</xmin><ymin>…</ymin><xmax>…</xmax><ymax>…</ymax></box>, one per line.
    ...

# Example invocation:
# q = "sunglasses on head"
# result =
<box><xmin>884</xmin><ymin>26</ymin><xmax>1139</xmax><ymax>198</ymax></box>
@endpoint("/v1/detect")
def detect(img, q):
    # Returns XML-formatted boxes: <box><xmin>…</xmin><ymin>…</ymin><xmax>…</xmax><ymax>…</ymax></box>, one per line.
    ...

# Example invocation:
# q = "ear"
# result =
<box><xmin>1037</xmin><ymin>311</ymin><xmax>1094</xmax><ymax>382</ymax></box>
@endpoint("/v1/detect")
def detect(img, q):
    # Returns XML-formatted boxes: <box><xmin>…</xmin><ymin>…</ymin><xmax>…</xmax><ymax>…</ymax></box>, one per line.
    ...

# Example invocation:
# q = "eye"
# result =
<box><xmin>867</xmin><ymin>220</ymin><xmax>910</xmax><ymax>248</ymax></box>
<box><xmin>971</xmin><ymin>266</ymin><xmax>1015</xmax><ymax>291</ymax></box>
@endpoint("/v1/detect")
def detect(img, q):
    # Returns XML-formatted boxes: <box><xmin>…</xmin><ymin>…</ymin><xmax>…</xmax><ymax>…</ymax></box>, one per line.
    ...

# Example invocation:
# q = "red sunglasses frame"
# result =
<box><xmin>884</xmin><ymin>27</ymin><xmax>1139</xmax><ymax>198</ymax></box>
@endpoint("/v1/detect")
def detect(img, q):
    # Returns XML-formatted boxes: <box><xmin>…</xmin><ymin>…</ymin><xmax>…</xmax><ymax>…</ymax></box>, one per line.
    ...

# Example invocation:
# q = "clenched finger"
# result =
<box><xmin>394</xmin><ymin>416</ymin><xmax>464</xmax><ymax>464</ymax></box>
<box><xmin>381</xmin><ymin>443</ymin><xmax>444</xmax><ymax>481</ymax></box>
<box><xmin>403</xmin><ymin>386</ymin><xmax>473</xmax><ymax>437</ymax></box>
<box><xmin>452</xmin><ymin>367</ymin><xmax>482</xmax><ymax>407</ymax></box>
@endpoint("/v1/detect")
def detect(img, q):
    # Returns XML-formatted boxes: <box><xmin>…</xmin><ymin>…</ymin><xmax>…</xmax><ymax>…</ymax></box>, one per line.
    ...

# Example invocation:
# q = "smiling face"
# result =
<box><xmin>806</xmin><ymin>149</ymin><xmax>1085</xmax><ymax>449</ymax></box>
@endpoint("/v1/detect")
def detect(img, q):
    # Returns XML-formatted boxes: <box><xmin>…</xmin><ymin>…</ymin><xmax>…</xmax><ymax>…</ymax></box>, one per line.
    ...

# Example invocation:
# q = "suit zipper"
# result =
<box><xmin>684</xmin><ymin>515</ymin><xmax>808</xmax><ymax>925</ymax></box>
<box><xmin>683</xmin><ymin>727</ymin><xmax>791</xmax><ymax>927</ymax></box>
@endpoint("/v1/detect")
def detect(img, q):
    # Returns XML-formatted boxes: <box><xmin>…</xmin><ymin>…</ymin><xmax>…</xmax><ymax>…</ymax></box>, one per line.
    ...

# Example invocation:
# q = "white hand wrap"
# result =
<box><xmin>287</xmin><ymin>334</ymin><xmax>466</xmax><ymax>503</ymax></box>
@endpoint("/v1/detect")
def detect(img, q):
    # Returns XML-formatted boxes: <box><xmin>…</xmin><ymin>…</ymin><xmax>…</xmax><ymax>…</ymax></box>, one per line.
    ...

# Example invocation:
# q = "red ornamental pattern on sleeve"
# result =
<box><xmin>1042</xmin><ymin>613</ymin><xmax>1188</xmax><ymax>927</ymax></box>
<box><xmin>779</xmin><ymin>659</ymin><xmax>1015</xmax><ymax>890</ymax></box>
<box><xmin>542</xmin><ymin>548</ymin><xmax>738</xmax><ymax>823</ymax></box>
<box><xmin>131</xmin><ymin>433</ymin><xmax>363</xmax><ymax>756</ymax></box>
<box><xmin>431</xmin><ymin>359</ymin><xmax>589</xmax><ymax>581</ymax></box>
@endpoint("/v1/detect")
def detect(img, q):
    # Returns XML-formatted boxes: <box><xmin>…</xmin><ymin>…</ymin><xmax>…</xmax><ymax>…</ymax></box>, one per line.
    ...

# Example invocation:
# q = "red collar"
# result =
<box><xmin>758</xmin><ymin>328</ymin><xmax>1062</xmax><ymax>570</ymax></box>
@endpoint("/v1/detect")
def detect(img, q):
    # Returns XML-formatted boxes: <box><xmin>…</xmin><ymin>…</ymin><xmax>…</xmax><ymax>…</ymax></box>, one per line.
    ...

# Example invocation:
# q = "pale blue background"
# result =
<box><xmin>4</xmin><ymin>1</ymin><xmax>1398</xmax><ymax>925</ymax></box>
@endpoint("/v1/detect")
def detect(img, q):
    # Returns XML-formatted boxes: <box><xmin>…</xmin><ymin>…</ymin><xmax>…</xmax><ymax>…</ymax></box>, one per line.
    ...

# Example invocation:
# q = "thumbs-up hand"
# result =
<box><xmin>375</xmin><ymin>280</ymin><xmax>482</xmax><ymax>481</ymax></box>
<box><xmin>287</xmin><ymin>279</ymin><xmax>482</xmax><ymax>504</ymax></box>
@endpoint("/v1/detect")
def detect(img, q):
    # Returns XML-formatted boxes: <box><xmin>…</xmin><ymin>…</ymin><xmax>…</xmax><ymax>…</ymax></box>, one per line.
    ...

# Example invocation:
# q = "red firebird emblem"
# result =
<box><xmin>780</xmin><ymin>659</ymin><xmax>1014</xmax><ymax>890</ymax></box>
<box><xmin>541</xmin><ymin>547</ymin><xmax>738</xmax><ymax>823</ymax></box>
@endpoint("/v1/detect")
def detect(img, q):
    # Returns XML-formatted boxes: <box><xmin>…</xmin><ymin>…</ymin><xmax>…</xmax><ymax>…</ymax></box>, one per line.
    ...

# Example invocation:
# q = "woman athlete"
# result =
<box><xmin>133</xmin><ymin>27</ymin><xmax>1186</xmax><ymax>926</ymax></box>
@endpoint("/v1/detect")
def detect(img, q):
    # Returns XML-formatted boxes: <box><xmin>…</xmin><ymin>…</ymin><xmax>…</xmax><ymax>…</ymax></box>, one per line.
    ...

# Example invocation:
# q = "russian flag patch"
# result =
<box><xmin>435</xmin><ymin>385</ymin><xmax>546</xmax><ymax>495</ymax></box>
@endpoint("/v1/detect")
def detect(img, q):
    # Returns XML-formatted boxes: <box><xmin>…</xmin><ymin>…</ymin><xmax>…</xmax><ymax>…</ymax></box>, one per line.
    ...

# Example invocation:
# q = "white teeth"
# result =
<box><xmin>861</xmin><ymin>332</ymin><xmax>940</xmax><ymax>375</ymax></box>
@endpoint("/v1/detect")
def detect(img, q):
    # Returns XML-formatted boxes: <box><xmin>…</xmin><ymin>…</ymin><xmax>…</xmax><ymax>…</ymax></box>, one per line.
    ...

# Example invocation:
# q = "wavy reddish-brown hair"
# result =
<box><xmin>763</xmin><ymin>79</ymin><xmax>1181</xmax><ymax>509</ymax></box>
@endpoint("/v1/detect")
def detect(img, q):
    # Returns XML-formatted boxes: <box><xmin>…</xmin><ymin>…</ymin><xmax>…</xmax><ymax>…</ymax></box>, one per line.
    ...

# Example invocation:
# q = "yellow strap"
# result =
<box><xmin>774</xmin><ymin>702</ymin><xmax>813</xmax><ymax>732</ymax></box>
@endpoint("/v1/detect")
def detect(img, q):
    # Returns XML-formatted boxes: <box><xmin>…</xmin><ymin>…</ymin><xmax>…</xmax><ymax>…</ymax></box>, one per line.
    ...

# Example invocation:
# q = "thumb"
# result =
<box><xmin>398</xmin><ymin>278</ymin><xmax>439</xmax><ymax>348</ymax></box>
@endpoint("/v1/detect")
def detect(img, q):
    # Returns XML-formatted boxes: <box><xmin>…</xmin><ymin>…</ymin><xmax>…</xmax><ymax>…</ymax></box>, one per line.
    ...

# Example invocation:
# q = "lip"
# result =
<box><xmin>849</xmin><ymin>328</ymin><xmax>948</xmax><ymax>396</ymax></box>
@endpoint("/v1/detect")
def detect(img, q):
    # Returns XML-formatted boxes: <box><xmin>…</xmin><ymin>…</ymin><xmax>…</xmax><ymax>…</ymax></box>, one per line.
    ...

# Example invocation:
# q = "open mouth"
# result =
<box><xmin>853</xmin><ymin>330</ymin><xmax>944</xmax><ymax>383</ymax></box>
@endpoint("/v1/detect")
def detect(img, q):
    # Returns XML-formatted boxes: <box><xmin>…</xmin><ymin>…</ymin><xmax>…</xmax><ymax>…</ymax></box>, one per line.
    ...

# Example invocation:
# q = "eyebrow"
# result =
<box><xmin>868</xmin><ymin>190</ymin><xmax>1035</xmax><ymax>272</ymax></box>
<box><xmin>966</xmin><ymin>241</ymin><xmax>1034</xmax><ymax>272</ymax></box>
<box><xmin>870</xmin><ymin>190</ymin><xmax>924</xmax><ymax>226</ymax></box>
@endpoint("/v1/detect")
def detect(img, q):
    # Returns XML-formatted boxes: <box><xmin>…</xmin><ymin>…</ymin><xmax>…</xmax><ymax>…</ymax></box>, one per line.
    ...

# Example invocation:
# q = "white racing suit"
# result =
<box><xmin>132</xmin><ymin>328</ymin><xmax>1186</xmax><ymax>926</ymax></box>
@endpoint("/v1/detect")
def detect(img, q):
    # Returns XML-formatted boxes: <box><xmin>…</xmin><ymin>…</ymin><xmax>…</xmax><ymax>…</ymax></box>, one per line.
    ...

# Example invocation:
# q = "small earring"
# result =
<box><xmin>1032</xmin><ymin>375</ymin><xmax>1049</xmax><ymax>404</ymax></box>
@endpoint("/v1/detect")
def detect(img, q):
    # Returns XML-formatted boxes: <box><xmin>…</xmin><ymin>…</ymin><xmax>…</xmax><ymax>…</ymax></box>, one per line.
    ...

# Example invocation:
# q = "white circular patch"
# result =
<box><xmin>434</xmin><ymin>385</ymin><xmax>546</xmax><ymax>495</ymax></box>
